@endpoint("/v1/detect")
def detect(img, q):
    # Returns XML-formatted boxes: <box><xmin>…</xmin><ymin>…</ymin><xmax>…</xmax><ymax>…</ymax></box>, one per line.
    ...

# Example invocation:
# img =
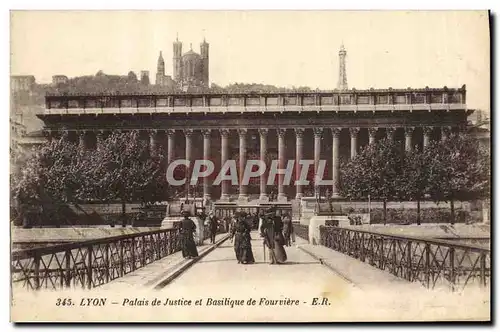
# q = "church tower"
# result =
<box><xmin>173</xmin><ymin>35</ymin><xmax>183</xmax><ymax>83</ymax></box>
<box><xmin>155</xmin><ymin>51</ymin><xmax>165</xmax><ymax>85</ymax></box>
<box><xmin>200</xmin><ymin>38</ymin><xmax>209</xmax><ymax>87</ymax></box>
<box><xmin>337</xmin><ymin>44</ymin><xmax>348</xmax><ymax>91</ymax></box>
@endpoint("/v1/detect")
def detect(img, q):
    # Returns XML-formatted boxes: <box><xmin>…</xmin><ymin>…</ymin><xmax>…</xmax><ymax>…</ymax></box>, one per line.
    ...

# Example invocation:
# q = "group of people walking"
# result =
<box><xmin>230</xmin><ymin>208</ymin><xmax>295</xmax><ymax>265</ymax></box>
<box><xmin>177</xmin><ymin>208</ymin><xmax>295</xmax><ymax>266</ymax></box>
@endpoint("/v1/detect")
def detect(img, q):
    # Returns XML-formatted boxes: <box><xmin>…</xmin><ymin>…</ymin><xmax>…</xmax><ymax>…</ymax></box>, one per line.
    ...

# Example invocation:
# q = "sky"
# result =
<box><xmin>10</xmin><ymin>10</ymin><xmax>490</xmax><ymax>111</ymax></box>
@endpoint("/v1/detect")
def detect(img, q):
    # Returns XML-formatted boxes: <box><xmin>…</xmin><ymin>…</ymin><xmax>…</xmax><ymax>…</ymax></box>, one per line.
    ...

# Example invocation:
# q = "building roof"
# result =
<box><xmin>11</xmin><ymin>75</ymin><xmax>36</xmax><ymax>79</ymax></box>
<box><xmin>45</xmin><ymin>85</ymin><xmax>467</xmax><ymax>97</ymax></box>
<box><xmin>183</xmin><ymin>50</ymin><xmax>201</xmax><ymax>59</ymax></box>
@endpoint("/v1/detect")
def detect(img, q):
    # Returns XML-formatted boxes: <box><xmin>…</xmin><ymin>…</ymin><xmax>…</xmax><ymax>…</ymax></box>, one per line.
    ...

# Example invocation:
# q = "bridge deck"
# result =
<box><xmin>11</xmin><ymin>231</ymin><xmax>490</xmax><ymax>322</ymax></box>
<box><xmin>98</xmin><ymin>232</ymin><xmax>488</xmax><ymax>321</ymax></box>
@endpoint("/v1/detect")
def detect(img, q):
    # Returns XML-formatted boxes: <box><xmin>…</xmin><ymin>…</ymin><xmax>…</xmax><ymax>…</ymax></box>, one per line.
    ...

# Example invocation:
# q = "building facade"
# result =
<box><xmin>11</xmin><ymin>75</ymin><xmax>36</xmax><ymax>92</ymax></box>
<box><xmin>52</xmin><ymin>75</ymin><xmax>69</xmax><ymax>85</ymax></box>
<box><xmin>39</xmin><ymin>86</ymin><xmax>470</xmax><ymax>202</ymax></box>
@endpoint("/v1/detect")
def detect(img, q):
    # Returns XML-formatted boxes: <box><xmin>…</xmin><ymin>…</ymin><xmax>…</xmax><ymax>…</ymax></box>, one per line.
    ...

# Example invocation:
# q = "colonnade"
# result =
<box><xmin>48</xmin><ymin>125</ymin><xmax>455</xmax><ymax>202</ymax></box>
<box><xmin>161</xmin><ymin>125</ymin><xmax>452</xmax><ymax>201</ymax></box>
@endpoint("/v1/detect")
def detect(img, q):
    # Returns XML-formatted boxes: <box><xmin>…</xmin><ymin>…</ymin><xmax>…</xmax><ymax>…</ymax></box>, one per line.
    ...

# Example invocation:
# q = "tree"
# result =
<box><xmin>339</xmin><ymin>138</ymin><xmax>403</xmax><ymax>224</ymax></box>
<box><xmin>426</xmin><ymin>133</ymin><xmax>490</xmax><ymax>224</ymax></box>
<box><xmin>399</xmin><ymin>147</ymin><xmax>432</xmax><ymax>225</ymax></box>
<box><xmin>11</xmin><ymin>134</ymin><xmax>89</xmax><ymax>227</ymax></box>
<box><xmin>11</xmin><ymin>130</ymin><xmax>170</xmax><ymax>228</ymax></box>
<box><xmin>87</xmin><ymin>131</ymin><xmax>165</xmax><ymax>227</ymax></box>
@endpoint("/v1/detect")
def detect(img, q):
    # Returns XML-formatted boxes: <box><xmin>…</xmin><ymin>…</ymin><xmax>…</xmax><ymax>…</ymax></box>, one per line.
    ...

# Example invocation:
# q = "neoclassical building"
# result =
<box><xmin>39</xmin><ymin>85</ymin><xmax>470</xmax><ymax>203</ymax></box>
<box><xmin>36</xmin><ymin>44</ymin><xmax>472</xmax><ymax>204</ymax></box>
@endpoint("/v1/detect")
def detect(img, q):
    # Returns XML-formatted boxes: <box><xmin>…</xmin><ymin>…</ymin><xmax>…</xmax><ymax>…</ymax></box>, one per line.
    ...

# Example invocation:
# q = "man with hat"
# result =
<box><xmin>179</xmin><ymin>210</ymin><xmax>199</xmax><ymax>259</ymax></box>
<box><xmin>208</xmin><ymin>212</ymin><xmax>219</xmax><ymax>244</ymax></box>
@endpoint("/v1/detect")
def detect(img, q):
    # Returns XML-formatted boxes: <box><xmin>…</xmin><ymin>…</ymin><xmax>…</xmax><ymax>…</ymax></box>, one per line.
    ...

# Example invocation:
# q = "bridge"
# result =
<box><xmin>11</xmin><ymin>224</ymin><xmax>490</xmax><ymax>321</ymax></box>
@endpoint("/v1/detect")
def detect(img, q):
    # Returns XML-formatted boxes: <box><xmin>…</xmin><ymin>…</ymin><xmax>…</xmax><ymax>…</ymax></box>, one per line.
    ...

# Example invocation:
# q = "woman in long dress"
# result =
<box><xmin>260</xmin><ymin>210</ymin><xmax>287</xmax><ymax>264</ymax></box>
<box><xmin>230</xmin><ymin>212</ymin><xmax>255</xmax><ymax>264</ymax></box>
<box><xmin>282</xmin><ymin>213</ymin><xmax>294</xmax><ymax>247</ymax></box>
<box><xmin>179</xmin><ymin>211</ymin><xmax>199</xmax><ymax>259</ymax></box>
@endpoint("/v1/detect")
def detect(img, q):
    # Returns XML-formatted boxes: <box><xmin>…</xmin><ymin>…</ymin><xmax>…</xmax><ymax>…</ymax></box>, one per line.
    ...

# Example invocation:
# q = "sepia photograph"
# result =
<box><xmin>9</xmin><ymin>10</ymin><xmax>491</xmax><ymax>322</ymax></box>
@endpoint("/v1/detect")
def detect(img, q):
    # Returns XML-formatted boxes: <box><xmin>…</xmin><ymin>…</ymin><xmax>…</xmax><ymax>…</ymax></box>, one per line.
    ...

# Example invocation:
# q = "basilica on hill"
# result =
<box><xmin>155</xmin><ymin>36</ymin><xmax>209</xmax><ymax>91</ymax></box>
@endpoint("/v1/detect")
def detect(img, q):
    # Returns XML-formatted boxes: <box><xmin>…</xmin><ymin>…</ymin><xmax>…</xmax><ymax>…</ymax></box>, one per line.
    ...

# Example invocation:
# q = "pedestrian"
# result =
<box><xmin>230</xmin><ymin>212</ymin><xmax>255</xmax><ymax>264</ymax></box>
<box><xmin>179</xmin><ymin>211</ymin><xmax>199</xmax><ymax>259</ymax></box>
<box><xmin>230</xmin><ymin>213</ymin><xmax>237</xmax><ymax>233</ymax></box>
<box><xmin>258</xmin><ymin>211</ymin><xmax>265</xmax><ymax>235</ymax></box>
<box><xmin>282</xmin><ymin>212</ymin><xmax>294</xmax><ymax>246</ymax></box>
<box><xmin>252</xmin><ymin>212</ymin><xmax>259</xmax><ymax>230</ymax></box>
<box><xmin>260</xmin><ymin>208</ymin><xmax>287</xmax><ymax>264</ymax></box>
<box><xmin>209</xmin><ymin>213</ymin><xmax>219</xmax><ymax>244</ymax></box>
<box><xmin>222</xmin><ymin>216</ymin><xmax>229</xmax><ymax>233</ymax></box>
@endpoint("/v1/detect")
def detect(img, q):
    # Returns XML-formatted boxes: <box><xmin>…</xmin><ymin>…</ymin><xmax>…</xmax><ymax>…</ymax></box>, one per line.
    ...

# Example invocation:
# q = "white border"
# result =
<box><xmin>2</xmin><ymin>1</ymin><xmax>497</xmax><ymax>331</ymax></box>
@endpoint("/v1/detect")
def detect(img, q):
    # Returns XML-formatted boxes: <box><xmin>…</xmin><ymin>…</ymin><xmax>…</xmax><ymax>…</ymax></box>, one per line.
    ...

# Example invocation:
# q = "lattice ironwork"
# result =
<box><xmin>294</xmin><ymin>224</ymin><xmax>309</xmax><ymax>241</ymax></box>
<box><xmin>11</xmin><ymin>228</ymin><xmax>181</xmax><ymax>291</ymax></box>
<box><xmin>320</xmin><ymin>226</ymin><xmax>490</xmax><ymax>291</ymax></box>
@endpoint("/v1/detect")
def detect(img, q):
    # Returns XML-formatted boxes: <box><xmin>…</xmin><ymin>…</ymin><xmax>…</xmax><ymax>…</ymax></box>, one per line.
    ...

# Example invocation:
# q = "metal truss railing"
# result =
<box><xmin>11</xmin><ymin>228</ymin><xmax>182</xmax><ymax>291</ymax></box>
<box><xmin>320</xmin><ymin>226</ymin><xmax>490</xmax><ymax>291</ymax></box>
<box><xmin>294</xmin><ymin>224</ymin><xmax>309</xmax><ymax>241</ymax></box>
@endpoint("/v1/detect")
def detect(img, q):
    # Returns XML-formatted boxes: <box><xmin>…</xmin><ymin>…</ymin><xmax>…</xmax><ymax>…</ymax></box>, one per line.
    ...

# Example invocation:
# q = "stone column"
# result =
<box><xmin>184</xmin><ymin>129</ymin><xmax>194</xmax><ymax>200</ymax></box>
<box><xmin>349</xmin><ymin>127</ymin><xmax>360</xmax><ymax>159</ymax></box>
<box><xmin>202</xmin><ymin>129</ymin><xmax>212</xmax><ymax>202</ymax></box>
<box><xmin>368</xmin><ymin>127</ymin><xmax>378</xmax><ymax>145</ymax></box>
<box><xmin>386</xmin><ymin>127</ymin><xmax>396</xmax><ymax>141</ymax></box>
<box><xmin>78</xmin><ymin>130</ymin><xmax>86</xmax><ymax>150</ymax></box>
<box><xmin>423</xmin><ymin>126</ymin><xmax>432</xmax><ymax>148</ymax></box>
<box><xmin>220</xmin><ymin>129</ymin><xmax>230</xmax><ymax>201</ymax></box>
<box><xmin>149</xmin><ymin>129</ymin><xmax>158</xmax><ymax>156</ymax></box>
<box><xmin>277</xmin><ymin>128</ymin><xmax>287</xmax><ymax>202</ymax></box>
<box><xmin>294</xmin><ymin>128</ymin><xmax>305</xmax><ymax>199</ymax></box>
<box><xmin>259</xmin><ymin>128</ymin><xmax>269</xmax><ymax>201</ymax></box>
<box><xmin>313</xmin><ymin>128</ymin><xmax>323</xmax><ymax>198</ymax></box>
<box><xmin>166</xmin><ymin>129</ymin><xmax>175</xmax><ymax>165</ymax></box>
<box><xmin>238</xmin><ymin>129</ymin><xmax>248</xmax><ymax>201</ymax></box>
<box><xmin>405</xmin><ymin>127</ymin><xmax>414</xmax><ymax>152</ymax></box>
<box><xmin>441</xmin><ymin>126</ymin><xmax>451</xmax><ymax>141</ymax></box>
<box><xmin>331</xmin><ymin>127</ymin><xmax>341</xmax><ymax>197</ymax></box>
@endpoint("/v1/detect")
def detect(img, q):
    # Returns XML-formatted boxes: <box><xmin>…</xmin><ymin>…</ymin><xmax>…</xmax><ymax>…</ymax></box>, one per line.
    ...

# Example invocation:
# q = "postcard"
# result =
<box><xmin>10</xmin><ymin>10</ymin><xmax>491</xmax><ymax>322</ymax></box>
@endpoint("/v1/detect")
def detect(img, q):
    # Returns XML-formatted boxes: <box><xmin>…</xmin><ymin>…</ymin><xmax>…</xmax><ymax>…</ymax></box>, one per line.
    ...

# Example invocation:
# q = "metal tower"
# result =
<box><xmin>337</xmin><ymin>44</ymin><xmax>348</xmax><ymax>90</ymax></box>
